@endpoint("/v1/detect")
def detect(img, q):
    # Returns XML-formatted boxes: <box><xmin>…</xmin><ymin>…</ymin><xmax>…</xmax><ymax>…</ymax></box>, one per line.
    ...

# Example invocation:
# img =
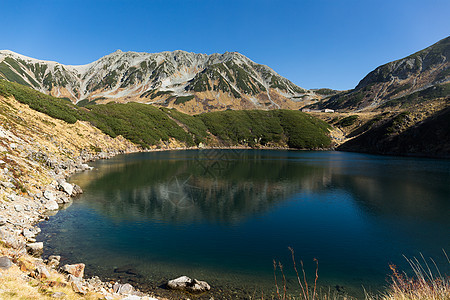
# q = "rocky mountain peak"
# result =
<box><xmin>0</xmin><ymin>49</ymin><xmax>317</xmax><ymax>113</ymax></box>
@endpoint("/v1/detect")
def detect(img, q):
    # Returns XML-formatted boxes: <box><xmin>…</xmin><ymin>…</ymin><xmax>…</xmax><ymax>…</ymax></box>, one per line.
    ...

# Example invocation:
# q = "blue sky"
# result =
<box><xmin>1</xmin><ymin>0</ymin><xmax>449</xmax><ymax>90</ymax></box>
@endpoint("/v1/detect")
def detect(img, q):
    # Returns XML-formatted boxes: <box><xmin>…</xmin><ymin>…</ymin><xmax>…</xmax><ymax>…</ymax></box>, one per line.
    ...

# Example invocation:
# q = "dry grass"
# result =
<box><xmin>0</xmin><ymin>244</ymin><xmax>106</xmax><ymax>300</ymax></box>
<box><xmin>271</xmin><ymin>248</ymin><xmax>449</xmax><ymax>300</ymax></box>
<box><xmin>366</xmin><ymin>251</ymin><xmax>450</xmax><ymax>300</ymax></box>
<box><xmin>271</xmin><ymin>247</ymin><xmax>354</xmax><ymax>300</ymax></box>
<box><xmin>0</xmin><ymin>264</ymin><xmax>102</xmax><ymax>300</ymax></box>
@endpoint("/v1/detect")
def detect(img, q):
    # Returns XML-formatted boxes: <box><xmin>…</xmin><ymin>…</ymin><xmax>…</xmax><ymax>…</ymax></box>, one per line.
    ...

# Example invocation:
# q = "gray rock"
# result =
<box><xmin>80</xmin><ymin>163</ymin><xmax>93</xmax><ymax>171</ymax></box>
<box><xmin>1</xmin><ymin>181</ymin><xmax>15</xmax><ymax>189</ymax></box>
<box><xmin>36</xmin><ymin>265</ymin><xmax>51</xmax><ymax>279</ymax></box>
<box><xmin>43</xmin><ymin>190</ymin><xmax>56</xmax><ymax>201</ymax></box>
<box><xmin>51</xmin><ymin>292</ymin><xmax>67</xmax><ymax>298</ymax></box>
<box><xmin>14</xmin><ymin>204</ymin><xmax>24</xmax><ymax>212</ymax></box>
<box><xmin>113</xmin><ymin>282</ymin><xmax>134</xmax><ymax>295</ymax></box>
<box><xmin>26</xmin><ymin>242</ymin><xmax>44</xmax><ymax>257</ymax></box>
<box><xmin>58</xmin><ymin>180</ymin><xmax>73</xmax><ymax>196</ymax></box>
<box><xmin>167</xmin><ymin>275</ymin><xmax>211</xmax><ymax>293</ymax></box>
<box><xmin>23</xmin><ymin>228</ymin><xmax>36</xmax><ymax>239</ymax></box>
<box><xmin>62</xmin><ymin>263</ymin><xmax>85</xmax><ymax>278</ymax></box>
<box><xmin>71</xmin><ymin>280</ymin><xmax>87</xmax><ymax>295</ymax></box>
<box><xmin>72</xmin><ymin>184</ymin><xmax>83</xmax><ymax>195</ymax></box>
<box><xmin>48</xmin><ymin>255</ymin><xmax>61</xmax><ymax>262</ymax></box>
<box><xmin>67</xmin><ymin>274</ymin><xmax>81</xmax><ymax>283</ymax></box>
<box><xmin>45</xmin><ymin>200</ymin><xmax>59</xmax><ymax>210</ymax></box>
<box><xmin>0</xmin><ymin>256</ymin><xmax>12</xmax><ymax>269</ymax></box>
<box><xmin>122</xmin><ymin>296</ymin><xmax>147</xmax><ymax>300</ymax></box>
<box><xmin>0</xmin><ymin>229</ymin><xmax>24</xmax><ymax>249</ymax></box>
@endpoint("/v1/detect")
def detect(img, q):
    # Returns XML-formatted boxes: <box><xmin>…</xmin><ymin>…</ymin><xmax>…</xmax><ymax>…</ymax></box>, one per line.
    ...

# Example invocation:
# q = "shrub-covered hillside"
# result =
<box><xmin>0</xmin><ymin>80</ymin><xmax>331</xmax><ymax>149</ymax></box>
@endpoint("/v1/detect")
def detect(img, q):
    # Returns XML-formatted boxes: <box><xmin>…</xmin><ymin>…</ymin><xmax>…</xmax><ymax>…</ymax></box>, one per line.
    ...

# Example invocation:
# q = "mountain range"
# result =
<box><xmin>315</xmin><ymin>36</ymin><xmax>449</xmax><ymax>111</ymax></box>
<box><xmin>0</xmin><ymin>49</ymin><xmax>320</xmax><ymax>114</ymax></box>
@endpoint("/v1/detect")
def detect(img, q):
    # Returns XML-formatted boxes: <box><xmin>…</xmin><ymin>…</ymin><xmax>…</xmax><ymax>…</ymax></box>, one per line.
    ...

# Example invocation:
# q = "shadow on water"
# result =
<box><xmin>37</xmin><ymin>150</ymin><xmax>450</xmax><ymax>299</ymax></box>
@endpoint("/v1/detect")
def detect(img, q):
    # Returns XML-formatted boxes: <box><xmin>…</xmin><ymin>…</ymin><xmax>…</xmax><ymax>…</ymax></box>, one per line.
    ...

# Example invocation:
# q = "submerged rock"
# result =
<box><xmin>167</xmin><ymin>275</ymin><xmax>211</xmax><ymax>293</ymax></box>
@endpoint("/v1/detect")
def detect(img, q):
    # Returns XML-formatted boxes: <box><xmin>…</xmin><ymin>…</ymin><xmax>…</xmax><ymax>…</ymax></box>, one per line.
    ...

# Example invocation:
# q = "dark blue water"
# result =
<box><xmin>37</xmin><ymin>150</ymin><xmax>450</xmax><ymax>299</ymax></box>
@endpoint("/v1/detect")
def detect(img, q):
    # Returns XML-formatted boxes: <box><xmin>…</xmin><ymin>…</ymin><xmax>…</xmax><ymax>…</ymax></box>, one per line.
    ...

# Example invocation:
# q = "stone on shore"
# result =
<box><xmin>0</xmin><ymin>256</ymin><xmax>12</xmax><ymax>269</ymax></box>
<box><xmin>47</xmin><ymin>255</ymin><xmax>61</xmax><ymax>268</ymax></box>
<box><xmin>62</xmin><ymin>263</ymin><xmax>85</xmax><ymax>278</ymax></box>
<box><xmin>58</xmin><ymin>179</ymin><xmax>73</xmax><ymax>196</ymax></box>
<box><xmin>72</xmin><ymin>184</ymin><xmax>83</xmax><ymax>195</ymax></box>
<box><xmin>51</xmin><ymin>292</ymin><xmax>67</xmax><ymax>298</ymax></box>
<box><xmin>167</xmin><ymin>275</ymin><xmax>211</xmax><ymax>293</ymax></box>
<box><xmin>36</xmin><ymin>265</ymin><xmax>52</xmax><ymax>279</ymax></box>
<box><xmin>26</xmin><ymin>242</ymin><xmax>44</xmax><ymax>257</ymax></box>
<box><xmin>45</xmin><ymin>200</ymin><xmax>59</xmax><ymax>210</ymax></box>
<box><xmin>43</xmin><ymin>190</ymin><xmax>56</xmax><ymax>201</ymax></box>
<box><xmin>1</xmin><ymin>181</ymin><xmax>15</xmax><ymax>189</ymax></box>
<box><xmin>71</xmin><ymin>280</ymin><xmax>87</xmax><ymax>295</ymax></box>
<box><xmin>113</xmin><ymin>282</ymin><xmax>134</xmax><ymax>295</ymax></box>
<box><xmin>0</xmin><ymin>229</ymin><xmax>24</xmax><ymax>249</ymax></box>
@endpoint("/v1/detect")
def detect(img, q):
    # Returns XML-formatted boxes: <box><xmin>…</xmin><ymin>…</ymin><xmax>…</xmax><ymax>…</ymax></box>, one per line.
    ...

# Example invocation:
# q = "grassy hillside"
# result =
<box><xmin>0</xmin><ymin>80</ymin><xmax>331</xmax><ymax>149</ymax></box>
<box><xmin>337</xmin><ymin>106</ymin><xmax>450</xmax><ymax>158</ymax></box>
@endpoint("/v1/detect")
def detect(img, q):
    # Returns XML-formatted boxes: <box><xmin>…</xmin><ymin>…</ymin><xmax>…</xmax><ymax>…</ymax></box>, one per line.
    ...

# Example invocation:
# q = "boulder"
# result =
<box><xmin>51</xmin><ymin>292</ymin><xmax>67</xmax><ymax>298</ymax></box>
<box><xmin>71</xmin><ymin>281</ymin><xmax>87</xmax><ymax>295</ymax></box>
<box><xmin>47</xmin><ymin>255</ymin><xmax>61</xmax><ymax>268</ymax></box>
<box><xmin>58</xmin><ymin>180</ymin><xmax>73</xmax><ymax>196</ymax></box>
<box><xmin>80</xmin><ymin>163</ymin><xmax>93</xmax><ymax>171</ymax></box>
<box><xmin>26</xmin><ymin>242</ymin><xmax>44</xmax><ymax>257</ymax></box>
<box><xmin>167</xmin><ymin>275</ymin><xmax>211</xmax><ymax>293</ymax></box>
<box><xmin>1</xmin><ymin>181</ymin><xmax>15</xmax><ymax>189</ymax></box>
<box><xmin>72</xmin><ymin>184</ymin><xmax>83</xmax><ymax>195</ymax></box>
<box><xmin>45</xmin><ymin>200</ymin><xmax>59</xmax><ymax>210</ymax></box>
<box><xmin>62</xmin><ymin>263</ymin><xmax>85</xmax><ymax>278</ymax></box>
<box><xmin>43</xmin><ymin>190</ymin><xmax>56</xmax><ymax>201</ymax></box>
<box><xmin>14</xmin><ymin>204</ymin><xmax>24</xmax><ymax>212</ymax></box>
<box><xmin>0</xmin><ymin>217</ymin><xmax>6</xmax><ymax>226</ymax></box>
<box><xmin>0</xmin><ymin>229</ymin><xmax>24</xmax><ymax>249</ymax></box>
<box><xmin>23</xmin><ymin>228</ymin><xmax>36</xmax><ymax>239</ymax></box>
<box><xmin>0</xmin><ymin>256</ymin><xmax>12</xmax><ymax>269</ymax></box>
<box><xmin>36</xmin><ymin>265</ymin><xmax>51</xmax><ymax>279</ymax></box>
<box><xmin>113</xmin><ymin>282</ymin><xmax>134</xmax><ymax>295</ymax></box>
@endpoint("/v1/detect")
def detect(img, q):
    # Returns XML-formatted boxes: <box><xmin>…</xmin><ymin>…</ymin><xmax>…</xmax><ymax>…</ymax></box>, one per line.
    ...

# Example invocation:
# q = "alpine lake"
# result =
<box><xmin>37</xmin><ymin>150</ymin><xmax>450</xmax><ymax>299</ymax></box>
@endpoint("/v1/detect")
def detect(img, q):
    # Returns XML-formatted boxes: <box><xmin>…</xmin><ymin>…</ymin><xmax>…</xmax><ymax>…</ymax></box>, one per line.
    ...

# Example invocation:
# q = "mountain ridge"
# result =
<box><xmin>313</xmin><ymin>36</ymin><xmax>450</xmax><ymax>111</ymax></box>
<box><xmin>0</xmin><ymin>49</ymin><xmax>319</xmax><ymax>114</ymax></box>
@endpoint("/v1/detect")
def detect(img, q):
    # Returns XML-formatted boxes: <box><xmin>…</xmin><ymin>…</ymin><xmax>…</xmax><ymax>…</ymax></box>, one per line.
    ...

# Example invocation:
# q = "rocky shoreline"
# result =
<box><xmin>0</xmin><ymin>93</ymin><xmax>169</xmax><ymax>299</ymax></box>
<box><xmin>0</xmin><ymin>93</ymin><xmax>307</xmax><ymax>299</ymax></box>
<box><xmin>0</xmin><ymin>148</ymin><xmax>164</xmax><ymax>299</ymax></box>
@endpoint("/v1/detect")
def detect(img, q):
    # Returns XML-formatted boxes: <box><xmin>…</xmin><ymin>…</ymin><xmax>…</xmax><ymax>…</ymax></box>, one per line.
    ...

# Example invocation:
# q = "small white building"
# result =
<box><xmin>324</xmin><ymin>109</ymin><xmax>335</xmax><ymax>113</ymax></box>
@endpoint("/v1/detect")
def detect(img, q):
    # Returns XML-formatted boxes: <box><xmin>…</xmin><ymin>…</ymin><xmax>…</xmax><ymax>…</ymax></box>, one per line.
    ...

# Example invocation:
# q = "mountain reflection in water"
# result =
<box><xmin>38</xmin><ymin>150</ymin><xmax>450</xmax><ymax>299</ymax></box>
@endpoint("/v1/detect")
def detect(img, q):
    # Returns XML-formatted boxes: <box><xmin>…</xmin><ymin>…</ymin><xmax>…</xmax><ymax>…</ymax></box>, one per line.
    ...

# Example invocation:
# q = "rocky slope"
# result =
<box><xmin>0</xmin><ymin>50</ymin><xmax>319</xmax><ymax>114</ymax></box>
<box><xmin>315</xmin><ymin>36</ymin><xmax>449</xmax><ymax>111</ymax></box>
<box><xmin>0</xmin><ymin>90</ymin><xmax>162</xmax><ymax>299</ymax></box>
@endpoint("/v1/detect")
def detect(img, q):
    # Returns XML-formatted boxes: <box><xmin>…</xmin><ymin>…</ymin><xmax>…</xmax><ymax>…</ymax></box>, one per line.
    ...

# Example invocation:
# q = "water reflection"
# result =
<box><xmin>72</xmin><ymin>150</ymin><xmax>450</xmax><ymax>228</ymax></box>
<box><xmin>72</xmin><ymin>150</ymin><xmax>332</xmax><ymax>224</ymax></box>
<box><xmin>39</xmin><ymin>150</ymin><xmax>450</xmax><ymax>298</ymax></box>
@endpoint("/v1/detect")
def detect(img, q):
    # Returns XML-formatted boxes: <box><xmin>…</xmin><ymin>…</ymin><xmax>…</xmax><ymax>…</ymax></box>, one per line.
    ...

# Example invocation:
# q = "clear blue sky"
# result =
<box><xmin>1</xmin><ymin>0</ymin><xmax>449</xmax><ymax>90</ymax></box>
